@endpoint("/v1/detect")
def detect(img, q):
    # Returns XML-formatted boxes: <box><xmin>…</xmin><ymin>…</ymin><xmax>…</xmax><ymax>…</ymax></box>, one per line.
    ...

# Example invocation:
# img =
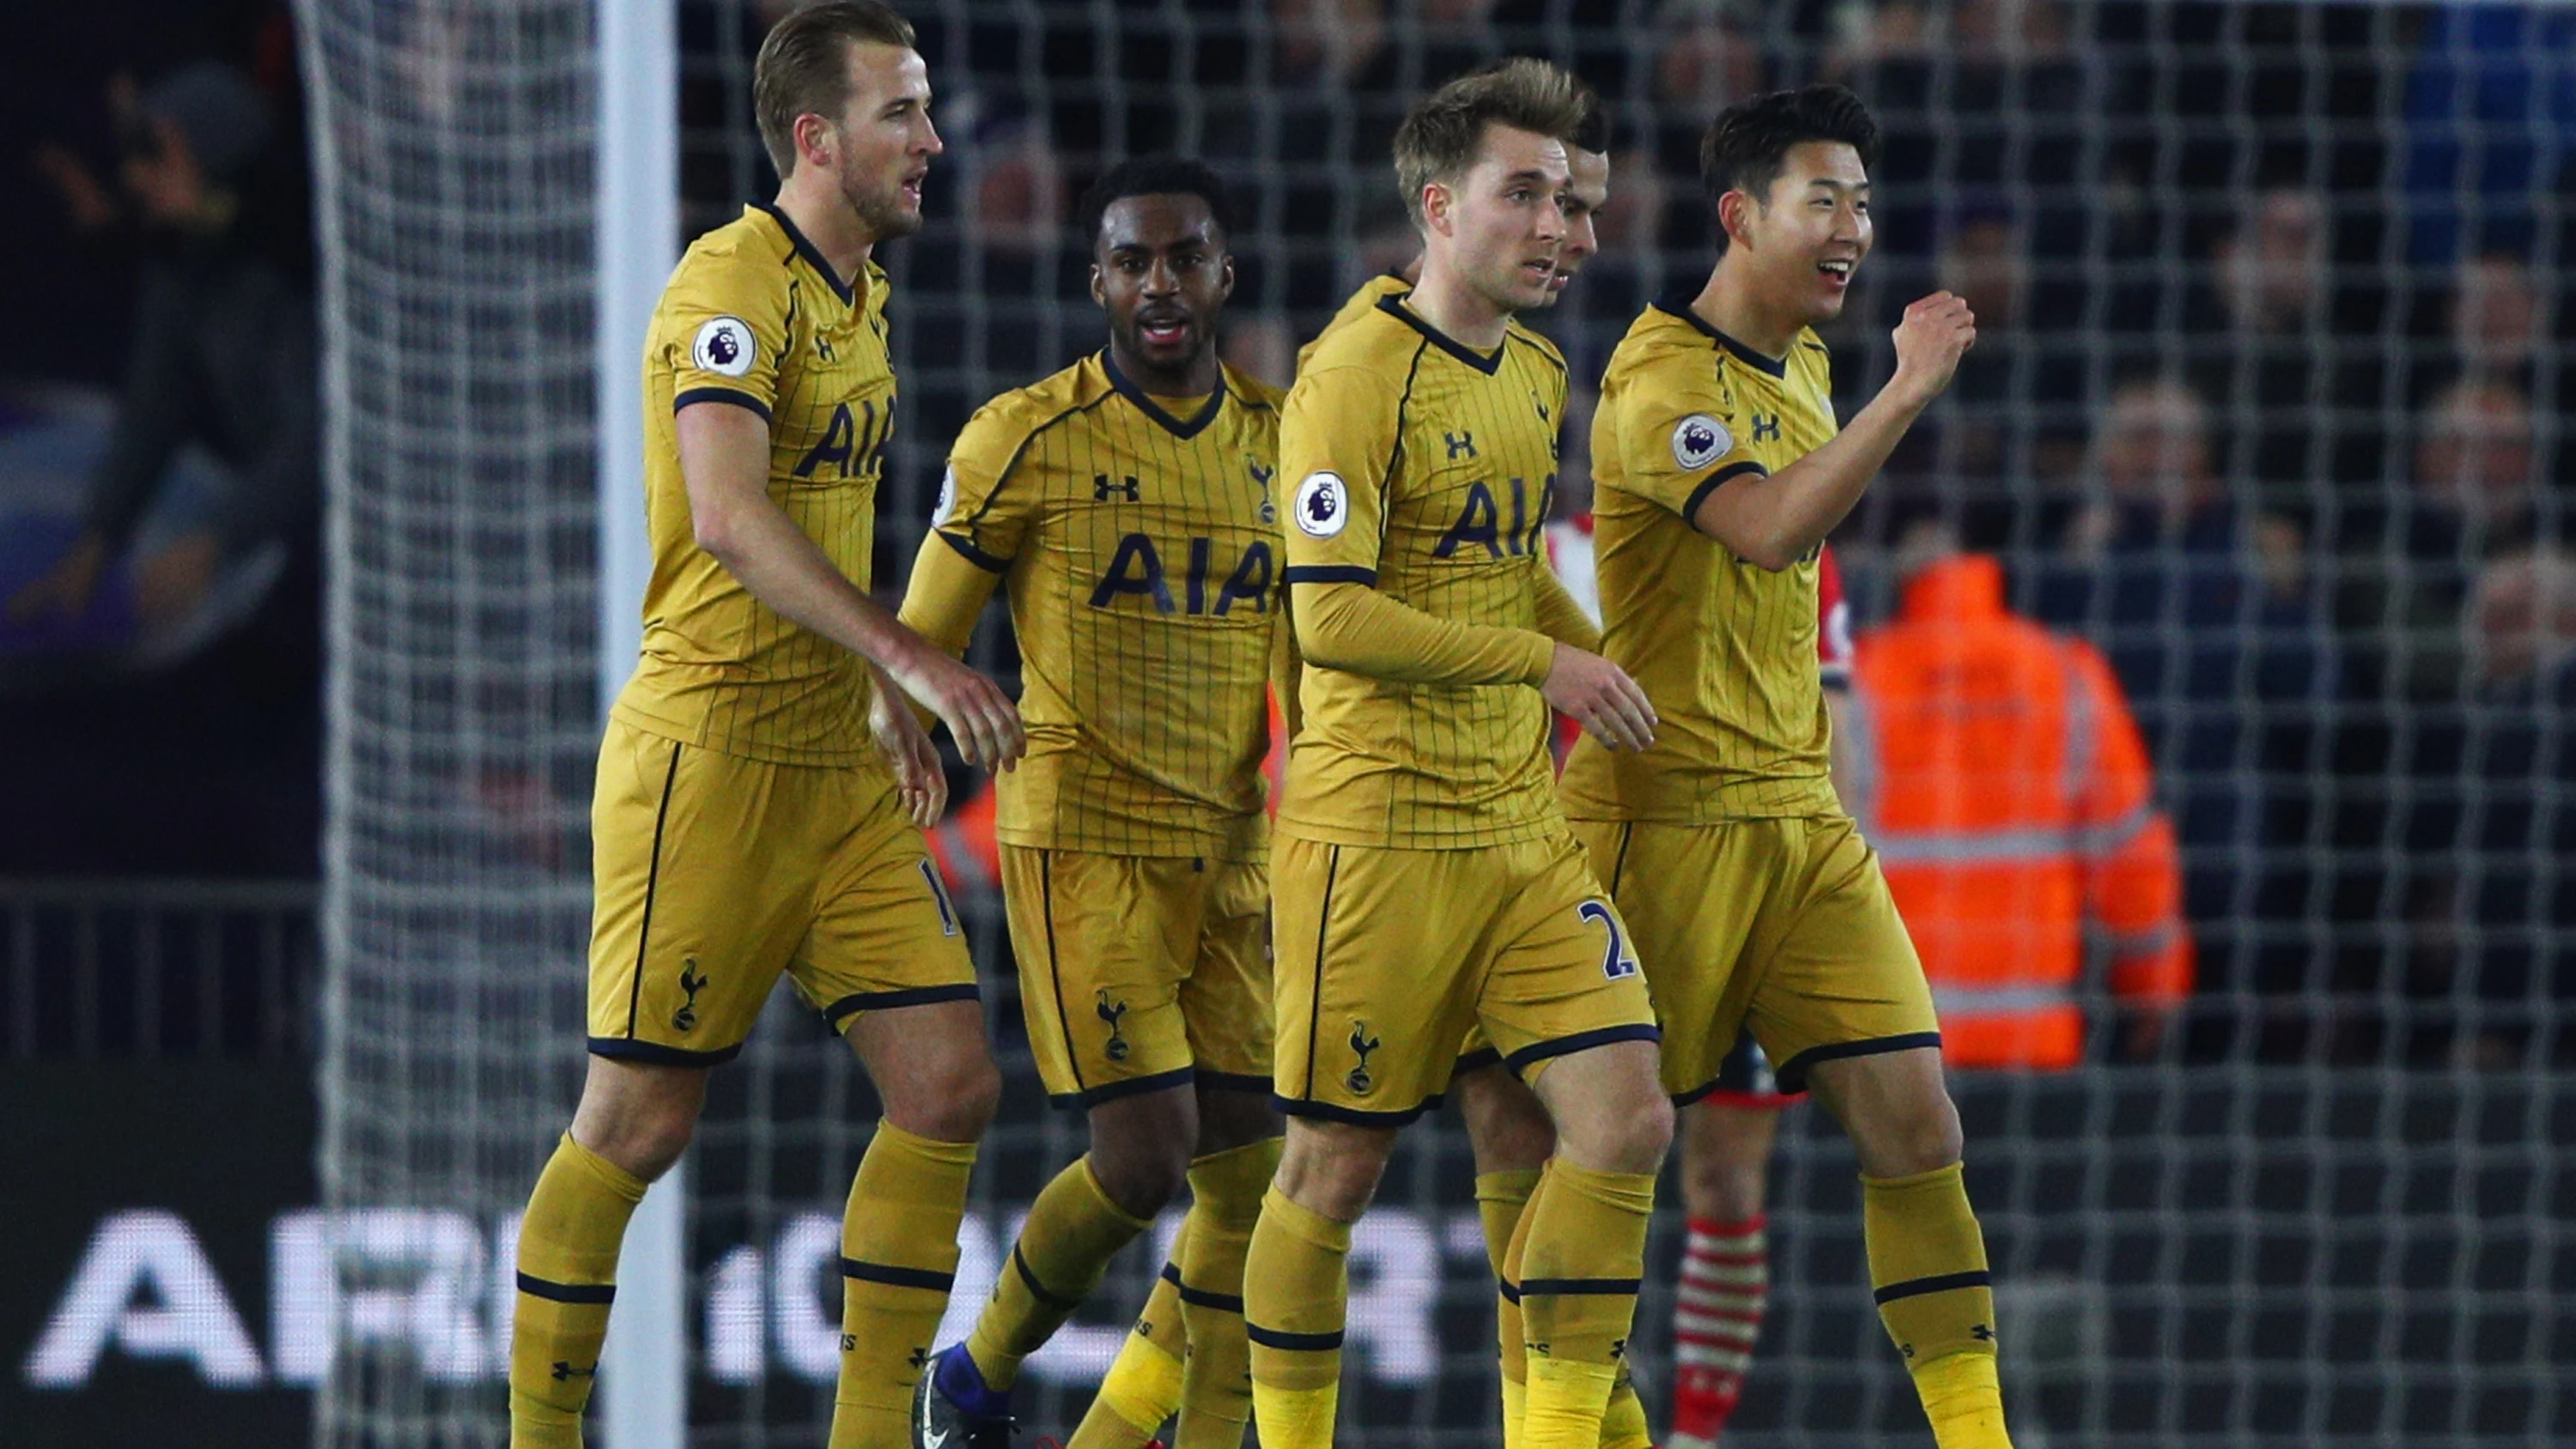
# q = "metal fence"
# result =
<box><xmin>0</xmin><ymin>878</ymin><xmax>317</xmax><ymax>1061</ymax></box>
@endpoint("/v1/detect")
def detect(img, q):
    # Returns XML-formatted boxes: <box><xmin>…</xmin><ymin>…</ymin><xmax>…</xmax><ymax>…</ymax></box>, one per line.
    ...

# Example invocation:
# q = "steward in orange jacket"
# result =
<box><xmin>1849</xmin><ymin>553</ymin><xmax>2194</xmax><ymax>1068</ymax></box>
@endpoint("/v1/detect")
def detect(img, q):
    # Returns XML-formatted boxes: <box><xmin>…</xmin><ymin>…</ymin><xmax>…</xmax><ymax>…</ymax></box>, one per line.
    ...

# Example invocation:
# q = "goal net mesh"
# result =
<box><xmin>310</xmin><ymin>2</ymin><xmax>2571</xmax><ymax>1446</ymax></box>
<box><xmin>304</xmin><ymin>0</ymin><xmax>599</xmax><ymax>1443</ymax></box>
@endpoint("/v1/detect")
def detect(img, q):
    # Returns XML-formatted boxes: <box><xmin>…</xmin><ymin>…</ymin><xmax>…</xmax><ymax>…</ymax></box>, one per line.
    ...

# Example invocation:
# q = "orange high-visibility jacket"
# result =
<box><xmin>1849</xmin><ymin>555</ymin><xmax>2194</xmax><ymax>1069</ymax></box>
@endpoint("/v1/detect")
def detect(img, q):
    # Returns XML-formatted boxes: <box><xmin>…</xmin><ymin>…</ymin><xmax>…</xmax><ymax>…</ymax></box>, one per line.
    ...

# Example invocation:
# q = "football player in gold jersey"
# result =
<box><xmin>896</xmin><ymin>156</ymin><xmax>1287</xmax><ymax>1449</ymax></box>
<box><xmin>1561</xmin><ymin>84</ymin><xmax>2008</xmax><ymax>1449</ymax></box>
<box><xmin>1248</xmin><ymin>61</ymin><xmax>1669</xmax><ymax>1449</ymax></box>
<box><xmin>1297</xmin><ymin>94</ymin><xmax>1667</xmax><ymax>1449</ymax></box>
<box><xmin>507</xmin><ymin>9</ymin><xmax>1025</xmax><ymax>1449</ymax></box>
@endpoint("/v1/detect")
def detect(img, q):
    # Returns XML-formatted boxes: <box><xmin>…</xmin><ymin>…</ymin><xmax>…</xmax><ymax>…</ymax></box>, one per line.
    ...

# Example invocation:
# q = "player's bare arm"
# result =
<box><xmin>1689</xmin><ymin>291</ymin><xmax>1975</xmax><ymax>569</ymax></box>
<box><xmin>675</xmin><ymin>401</ymin><xmax>1024</xmax><ymax>769</ymax></box>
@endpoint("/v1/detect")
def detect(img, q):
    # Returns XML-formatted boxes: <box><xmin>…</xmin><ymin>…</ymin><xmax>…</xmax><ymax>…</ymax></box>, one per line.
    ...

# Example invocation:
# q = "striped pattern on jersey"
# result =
<box><xmin>1279</xmin><ymin>294</ymin><xmax>1571</xmax><ymax>848</ymax></box>
<box><xmin>613</xmin><ymin>203</ymin><xmax>896</xmax><ymax>767</ymax></box>
<box><xmin>1559</xmin><ymin>296</ymin><xmax>1844</xmax><ymax>823</ymax></box>
<box><xmin>935</xmin><ymin>354</ymin><xmax>1286</xmax><ymax>861</ymax></box>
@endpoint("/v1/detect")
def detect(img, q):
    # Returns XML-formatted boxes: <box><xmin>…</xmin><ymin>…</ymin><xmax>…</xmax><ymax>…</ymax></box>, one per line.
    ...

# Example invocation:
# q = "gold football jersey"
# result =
<box><xmin>1295</xmin><ymin>270</ymin><xmax>1410</xmax><ymax>376</ymax></box>
<box><xmin>908</xmin><ymin>353</ymin><xmax>1288</xmax><ymax>861</ymax></box>
<box><xmin>1558</xmin><ymin>298</ymin><xmax>1844</xmax><ymax>822</ymax></box>
<box><xmin>1279</xmin><ymin>294</ymin><xmax>1572</xmax><ymax>848</ymax></box>
<box><xmin>612</xmin><ymin>203</ymin><xmax>897</xmax><ymax>767</ymax></box>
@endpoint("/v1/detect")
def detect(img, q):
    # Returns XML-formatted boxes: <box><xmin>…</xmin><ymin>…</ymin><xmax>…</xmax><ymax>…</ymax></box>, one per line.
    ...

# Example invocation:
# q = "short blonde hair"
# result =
<box><xmin>1391</xmin><ymin>58</ymin><xmax>1590</xmax><ymax>224</ymax></box>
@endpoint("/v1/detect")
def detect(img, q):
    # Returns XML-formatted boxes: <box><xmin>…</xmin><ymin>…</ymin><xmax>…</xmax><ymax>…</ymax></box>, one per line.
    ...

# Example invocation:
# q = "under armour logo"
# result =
<box><xmin>1971</xmin><ymin>1324</ymin><xmax>1996</xmax><ymax>1343</ymax></box>
<box><xmin>908</xmin><ymin>1345</ymin><xmax>932</xmax><ymax>1369</ymax></box>
<box><xmin>1751</xmin><ymin>413</ymin><xmax>1781</xmax><ymax>443</ymax></box>
<box><xmin>1094</xmin><ymin>473</ymin><xmax>1141</xmax><ymax>501</ymax></box>
<box><xmin>1444</xmin><ymin>430</ymin><xmax>1477</xmax><ymax>459</ymax></box>
<box><xmin>551</xmin><ymin>1360</ymin><xmax>597</xmax><ymax>1381</ymax></box>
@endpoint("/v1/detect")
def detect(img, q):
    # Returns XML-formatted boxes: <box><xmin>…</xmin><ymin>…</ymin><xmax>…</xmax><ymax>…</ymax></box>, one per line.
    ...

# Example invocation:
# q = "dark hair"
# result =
<box><xmin>1392</xmin><ymin>58</ymin><xmax>1591</xmax><ymax>224</ymax></box>
<box><xmin>1567</xmin><ymin>88</ymin><xmax>1611</xmax><ymax>156</ymax></box>
<box><xmin>1699</xmin><ymin>84</ymin><xmax>1881</xmax><ymax>252</ymax></box>
<box><xmin>753</xmin><ymin>2</ymin><xmax>918</xmax><ymax>178</ymax></box>
<box><xmin>1077</xmin><ymin>155</ymin><xmax>1238</xmax><ymax>246</ymax></box>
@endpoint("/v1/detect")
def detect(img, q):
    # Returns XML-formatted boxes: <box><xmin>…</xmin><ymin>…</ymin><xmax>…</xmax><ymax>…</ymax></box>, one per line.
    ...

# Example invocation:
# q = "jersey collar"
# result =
<box><xmin>1376</xmin><ymin>292</ymin><xmax>1507</xmax><ymax>376</ymax></box>
<box><xmin>752</xmin><ymin>202</ymin><xmax>858</xmax><ymax>306</ymax></box>
<box><xmin>1653</xmin><ymin>290</ymin><xmax>1789</xmax><ymax>379</ymax></box>
<box><xmin>1101</xmin><ymin>349</ymin><xmax>1227</xmax><ymax>440</ymax></box>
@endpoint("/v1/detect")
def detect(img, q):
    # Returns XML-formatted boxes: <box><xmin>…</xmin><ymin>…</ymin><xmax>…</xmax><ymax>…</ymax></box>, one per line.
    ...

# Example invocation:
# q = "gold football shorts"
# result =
<box><xmin>1570</xmin><ymin>813</ymin><xmax>1937</xmax><ymax>1100</ymax></box>
<box><xmin>1270</xmin><ymin>829</ymin><xmax>1659</xmax><ymax>1125</ymax></box>
<box><xmin>586</xmin><ymin>719</ymin><xmax>975</xmax><ymax>1064</ymax></box>
<box><xmin>999</xmin><ymin>846</ymin><xmax>1273</xmax><ymax>1108</ymax></box>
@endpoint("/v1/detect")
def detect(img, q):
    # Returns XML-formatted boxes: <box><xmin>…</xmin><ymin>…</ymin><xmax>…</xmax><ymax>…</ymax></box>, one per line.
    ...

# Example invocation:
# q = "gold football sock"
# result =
<box><xmin>1863</xmin><ymin>1163</ymin><xmax>2012</xmax><ymax>1449</ymax></box>
<box><xmin>1516</xmin><ymin>1162</ymin><xmax>1656</xmax><ymax>1449</ymax></box>
<box><xmin>1244</xmin><ymin>1185</ymin><xmax>1349</xmax><ymax>1449</ymax></box>
<box><xmin>828</xmin><ymin>1123</ymin><xmax>977</xmax><ymax>1449</ymax></box>
<box><xmin>1477</xmin><ymin>1167</ymin><xmax>1542</xmax><ymax>1449</ymax></box>
<box><xmin>510</xmin><ymin>1132</ymin><xmax>647</xmax><ymax>1449</ymax></box>
<box><xmin>1598</xmin><ymin>1361</ymin><xmax>1652</xmax><ymax>1449</ymax></box>
<box><xmin>965</xmin><ymin>1156</ymin><xmax>1151</xmax><ymax>1391</ymax></box>
<box><xmin>1172</xmin><ymin>1137</ymin><xmax>1279</xmax><ymax>1449</ymax></box>
<box><xmin>1066</xmin><ymin>1221</ymin><xmax>1192</xmax><ymax>1449</ymax></box>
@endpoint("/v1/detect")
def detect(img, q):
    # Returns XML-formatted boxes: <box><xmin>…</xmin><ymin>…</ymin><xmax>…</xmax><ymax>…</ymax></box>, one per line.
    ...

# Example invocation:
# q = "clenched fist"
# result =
<box><xmin>1889</xmin><ymin>290</ymin><xmax>1977</xmax><ymax>406</ymax></box>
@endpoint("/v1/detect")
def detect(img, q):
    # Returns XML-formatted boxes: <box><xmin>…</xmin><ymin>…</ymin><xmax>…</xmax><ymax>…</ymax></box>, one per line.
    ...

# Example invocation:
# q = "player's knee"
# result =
<box><xmin>887</xmin><ymin>1050</ymin><xmax>1002</xmax><ymax>1143</ymax></box>
<box><xmin>1613</xmin><ymin>1090</ymin><xmax>1679</xmax><ymax>1172</ymax></box>
<box><xmin>1088</xmin><ymin>1134</ymin><xmax>1191</xmax><ymax>1219</ymax></box>
<box><xmin>580</xmin><ymin>1100</ymin><xmax>698</xmax><ymax>1183</ymax></box>
<box><xmin>1853</xmin><ymin>1089</ymin><xmax>1963</xmax><ymax>1179</ymax></box>
<box><xmin>571</xmin><ymin>1059</ymin><xmax>707</xmax><ymax>1182</ymax></box>
<box><xmin>1087</xmin><ymin>1091</ymin><xmax>1197</xmax><ymax>1217</ymax></box>
<box><xmin>1273</xmin><ymin>1119</ymin><xmax>1395</xmax><ymax>1221</ymax></box>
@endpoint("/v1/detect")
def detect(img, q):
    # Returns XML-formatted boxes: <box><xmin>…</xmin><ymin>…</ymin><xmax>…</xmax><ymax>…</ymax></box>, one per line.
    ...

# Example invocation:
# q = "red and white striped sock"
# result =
<box><xmin>1669</xmin><ymin>1216</ymin><xmax>1768</xmax><ymax>1446</ymax></box>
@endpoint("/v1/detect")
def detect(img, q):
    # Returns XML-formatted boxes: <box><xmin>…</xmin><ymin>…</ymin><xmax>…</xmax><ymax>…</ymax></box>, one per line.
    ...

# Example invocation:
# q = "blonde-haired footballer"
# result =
<box><xmin>505</xmin><ymin>6</ymin><xmax>1026</xmax><ymax>1447</ymax></box>
<box><xmin>897</xmin><ymin>155</ymin><xmax>1288</xmax><ymax>1449</ymax></box>
<box><xmin>1293</xmin><ymin>81</ymin><xmax>1666</xmax><ymax>1449</ymax></box>
<box><xmin>1561</xmin><ymin>83</ymin><xmax>2009</xmax><ymax>1449</ymax></box>
<box><xmin>1247</xmin><ymin>58</ymin><xmax>1672</xmax><ymax>1449</ymax></box>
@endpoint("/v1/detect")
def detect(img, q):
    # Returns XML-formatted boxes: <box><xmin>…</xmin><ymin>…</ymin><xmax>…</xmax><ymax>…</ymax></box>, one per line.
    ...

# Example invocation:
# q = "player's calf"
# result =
<box><xmin>509</xmin><ymin>1058</ymin><xmax>708</xmax><ymax>1446</ymax></box>
<box><xmin>1810</xmin><ymin>1047</ymin><xmax>2010</xmax><ymax>1449</ymax></box>
<box><xmin>1505</xmin><ymin>1042</ymin><xmax>1669</xmax><ymax>1449</ymax></box>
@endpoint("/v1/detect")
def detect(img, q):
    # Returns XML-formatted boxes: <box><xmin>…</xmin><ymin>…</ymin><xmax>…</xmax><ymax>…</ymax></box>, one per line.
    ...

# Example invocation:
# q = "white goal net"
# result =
<box><xmin>308</xmin><ymin>2</ymin><xmax>2570</xmax><ymax>1446</ymax></box>
<box><xmin>304</xmin><ymin>1</ymin><xmax>600</xmax><ymax>1443</ymax></box>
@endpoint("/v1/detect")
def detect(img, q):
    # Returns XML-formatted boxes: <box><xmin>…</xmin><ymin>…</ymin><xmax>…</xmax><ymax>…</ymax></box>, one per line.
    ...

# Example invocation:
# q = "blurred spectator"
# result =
<box><xmin>2183</xmin><ymin>185</ymin><xmax>2385</xmax><ymax>494</ymax></box>
<box><xmin>7</xmin><ymin>61</ymin><xmax>314</xmax><ymax>638</ymax></box>
<box><xmin>2423</xmin><ymin>250</ymin><xmax>2573</xmax><ymax>490</ymax></box>
<box><xmin>964</xmin><ymin>113</ymin><xmax>1067</xmax><ymax>258</ymax></box>
<box><xmin>1221</xmin><ymin>312</ymin><xmax>1298</xmax><ymax>391</ymax></box>
<box><xmin>2397</xmin><ymin>548</ymin><xmax>2576</xmax><ymax>1067</ymax></box>
<box><xmin>2451</xmin><ymin>252</ymin><xmax>2545</xmax><ymax>379</ymax></box>
<box><xmin>2345</xmin><ymin>377</ymin><xmax>2555</xmax><ymax>702</ymax></box>
<box><xmin>1656</xmin><ymin>0</ymin><xmax>1765</xmax><ymax>117</ymax></box>
<box><xmin>1850</xmin><ymin>529</ymin><xmax>2195</xmax><ymax>1067</ymax></box>
<box><xmin>1898</xmin><ymin>199</ymin><xmax>2089</xmax><ymax>533</ymax></box>
<box><xmin>2034</xmin><ymin>378</ymin><xmax>2329</xmax><ymax>1046</ymax></box>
